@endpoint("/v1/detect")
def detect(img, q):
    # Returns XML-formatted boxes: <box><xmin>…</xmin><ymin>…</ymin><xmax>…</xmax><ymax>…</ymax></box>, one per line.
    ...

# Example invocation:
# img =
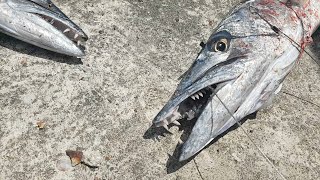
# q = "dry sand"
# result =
<box><xmin>0</xmin><ymin>0</ymin><xmax>319</xmax><ymax>179</ymax></box>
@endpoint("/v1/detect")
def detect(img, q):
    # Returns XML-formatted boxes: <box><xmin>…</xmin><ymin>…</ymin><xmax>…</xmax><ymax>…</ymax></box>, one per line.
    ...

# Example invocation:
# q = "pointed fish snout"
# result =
<box><xmin>0</xmin><ymin>0</ymin><xmax>87</xmax><ymax>57</ymax></box>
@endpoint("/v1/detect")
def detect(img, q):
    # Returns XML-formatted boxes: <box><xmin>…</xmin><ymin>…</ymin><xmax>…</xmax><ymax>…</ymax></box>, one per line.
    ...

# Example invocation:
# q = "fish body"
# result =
<box><xmin>153</xmin><ymin>0</ymin><xmax>320</xmax><ymax>161</ymax></box>
<box><xmin>0</xmin><ymin>0</ymin><xmax>87</xmax><ymax>57</ymax></box>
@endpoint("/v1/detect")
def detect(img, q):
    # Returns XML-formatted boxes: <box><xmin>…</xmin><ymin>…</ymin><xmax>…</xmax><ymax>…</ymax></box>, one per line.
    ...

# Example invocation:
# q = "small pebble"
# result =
<box><xmin>56</xmin><ymin>158</ymin><xmax>73</xmax><ymax>171</ymax></box>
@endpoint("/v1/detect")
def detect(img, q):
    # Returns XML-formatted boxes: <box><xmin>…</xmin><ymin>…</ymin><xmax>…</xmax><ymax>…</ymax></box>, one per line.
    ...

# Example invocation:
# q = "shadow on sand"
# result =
<box><xmin>310</xmin><ymin>28</ymin><xmax>320</xmax><ymax>65</ymax></box>
<box><xmin>0</xmin><ymin>33</ymin><xmax>83</xmax><ymax>65</ymax></box>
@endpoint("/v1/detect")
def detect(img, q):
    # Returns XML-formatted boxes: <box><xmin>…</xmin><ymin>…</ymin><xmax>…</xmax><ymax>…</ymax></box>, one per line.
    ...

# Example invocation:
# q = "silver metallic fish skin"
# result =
<box><xmin>0</xmin><ymin>0</ymin><xmax>87</xmax><ymax>57</ymax></box>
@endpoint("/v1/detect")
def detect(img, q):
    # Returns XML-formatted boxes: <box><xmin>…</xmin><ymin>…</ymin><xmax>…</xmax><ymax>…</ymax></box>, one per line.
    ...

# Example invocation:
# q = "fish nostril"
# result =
<box><xmin>81</xmin><ymin>35</ymin><xmax>89</xmax><ymax>41</ymax></box>
<box><xmin>200</xmin><ymin>41</ymin><xmax>206</xmax><ymax>48</ymax></box>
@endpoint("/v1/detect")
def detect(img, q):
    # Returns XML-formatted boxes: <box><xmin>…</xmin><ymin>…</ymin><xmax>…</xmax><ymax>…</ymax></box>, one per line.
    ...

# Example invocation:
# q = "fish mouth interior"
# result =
<box><xmin>35</xmin><ymin>13</ymin><xmax>87</xmax><ymax>50</ymax></box>
<box><xmin>156</xmin><ymin>84</ymin><xmax>219</xmax><ymax>128</ymax></box>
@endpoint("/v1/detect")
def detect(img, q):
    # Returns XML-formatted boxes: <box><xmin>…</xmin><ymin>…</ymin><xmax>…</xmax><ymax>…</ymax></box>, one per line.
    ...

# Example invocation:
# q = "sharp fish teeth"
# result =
<box><xmin>163</xmin><ymin>119</ymin><xmax>169</xmax><ymax>125</ymax></box>
<box><xmin>77</xmin><ymin>40</ymin><xmax>81</xmax><ymax>46</ymax></box>
<box><xmin>191</xmin><ymin>95</ymin><xmax>196</xmax><ymax>100</ymax></box>
<box><xmin>172</xmin><ymin>120</ymin><xmax>181</xmax><ymax>126</ymax></box>
<box><xmin>74</xmin><ymin>33</ymin><xmax>79</xmax><ymax>39</ymax></box>
<box><xmin>195</xmin><ymin>94</ymin><xmax>199</xmax><ymax>99</ymax></box>
<box><xmin>63</xmin><ymin>28</ymin><xmax>71</xmax><ymax>33</ymax></box>
<box><xmin>163</xmin><ymin>124</ymin><xmax>169</xmax><ymax>131</ymax></box>
<box><xmin>198</xmin><ymin>92</ymin><xmax>203</xmax><ymax>97</ymax></box>
<box><xmin>50</xmin><ymin>19</ymin><xmax>55</xmax><ymax>24</ymax></box>
<box><xmin>172</xmin><ymin>111</ymin><xmax>182</xmax><ymax>118</ymax></box>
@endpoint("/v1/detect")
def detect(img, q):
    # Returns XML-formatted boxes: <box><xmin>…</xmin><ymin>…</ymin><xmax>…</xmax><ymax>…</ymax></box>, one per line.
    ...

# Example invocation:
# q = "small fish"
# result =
<box><xmin>0</xmin><ymin>0</ymin><xmax>88</xmax><ymax>57</ymax></box>
<box><xmin>153</xmin><ymin>0</ymin><xmax>319</xmax><ymax>161</ymax></box>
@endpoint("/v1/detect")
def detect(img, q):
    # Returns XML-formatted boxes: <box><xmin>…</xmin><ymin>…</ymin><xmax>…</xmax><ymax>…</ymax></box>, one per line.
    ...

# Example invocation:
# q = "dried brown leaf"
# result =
<box><xmin>66</xmin><ymin>150</ymin><xmax>83</xmax><ymax>166</ymax></box>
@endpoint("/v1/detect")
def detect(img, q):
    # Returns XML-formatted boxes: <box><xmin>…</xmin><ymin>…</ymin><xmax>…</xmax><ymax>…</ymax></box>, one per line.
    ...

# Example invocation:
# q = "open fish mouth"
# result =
<box><xmin>0</xmin><ymin>0</ymin><xmax>88</xmax><ymax>57</ymax></box>
<box><xmin>153</xmin><ymin>53</ymin><xmax>245</xmax><ymax>133</ymax></box>
<box><xmin>171</xmin><ymin>84</ymin><xmax>220</xmax><ymax>122</ymax></box>
<box><xmin>154</xmin><ymin>82</ymin><xmax>232</xmax><ymax>129</ymax></box>
<box><xmin>152</xmin><ymin>57</ymin><xmax>245</xmax><ymax>161</ymax></box>
<box><xmin>155</xmin><ymin>84</ymin><xmax>221</xmax><ymax>128</ymax></box>
<box><xmin>35</xmin><ymin>13</ymin><xmax>87</xmax><ymax>51</ymax></box>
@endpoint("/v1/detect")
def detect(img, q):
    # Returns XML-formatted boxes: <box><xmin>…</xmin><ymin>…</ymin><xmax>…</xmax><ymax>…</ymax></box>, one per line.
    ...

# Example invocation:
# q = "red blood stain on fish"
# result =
<box><xmin>299</xmin><ymin>35</ymin><xmax>313</xmax><ymax>59</ymax></box>
<box><xmin>303</xmin><ymin>0</ymin><xmax>311</xmax><ymax>9</ymax></box>
<box><xmin>261</xmin><ymin>9</ymin><xmax>279</xmax><ymax>16</ymax></box>
<box><xmin>259</xmin><ymin>0</ymin><xmax>275</xmax><ymax>5</ymax></box>
<box><xmin>290</xmin><ymin>14</ymin><xmax>298</xmax><ymax>22</ymax></box>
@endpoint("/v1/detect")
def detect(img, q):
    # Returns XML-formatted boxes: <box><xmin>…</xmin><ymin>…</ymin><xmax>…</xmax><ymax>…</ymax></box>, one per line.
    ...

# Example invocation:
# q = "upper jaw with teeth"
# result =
<box><xmin>154</xmin><ymin>84</ymin><xmax>222</xmax><ymax>130</ymax></box>
<box><xmin>159</xmin><ymin>88</ymin><xmax>213</xmax><ymax>127</ymax></box>
<box><xmin>191</xmin><ymin>91</ymin><xmax>204</xmax><ymax>100</ymax></box>
<box><xmin>0</xmin><ymin>0</ymin><xmax>88</xmax><ymax>57</ymax></box>
<box><xmin>37</xmin><ymin>13</ymin><xmax>88</xmax><ymax>50</ymax></box>
<box><xmin>154</xmin><ymin>64</ymin><xmax>242</xmax><ymax>129</ymax></box>
<box><xmin>153</xmin><ymin>57</ymin><xmax>244</xmax><ymax>128</ymax></box>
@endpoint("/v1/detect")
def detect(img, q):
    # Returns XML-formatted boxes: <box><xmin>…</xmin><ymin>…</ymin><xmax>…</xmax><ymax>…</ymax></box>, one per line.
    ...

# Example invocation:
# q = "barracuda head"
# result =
<box><xmin>0</xmin><ymin>0</ymin><xmax>88</xmax><ymax>57</ymax></box>
<box><xmin>153</xmin><ymin>1</ymin><xmax>303</xmax><ymax>161</ymax></box>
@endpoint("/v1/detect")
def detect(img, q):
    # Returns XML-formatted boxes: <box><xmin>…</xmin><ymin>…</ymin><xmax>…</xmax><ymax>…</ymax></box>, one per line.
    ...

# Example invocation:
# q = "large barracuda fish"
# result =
<box><xmin>153</xmin><ymin>0</ymin><xmax>320</xmax><ymax>161</ymax></box>
<box><xmin>0</xmin><ymin>0</ymin><xmax>87</xmax><ymax>57</ymax></box>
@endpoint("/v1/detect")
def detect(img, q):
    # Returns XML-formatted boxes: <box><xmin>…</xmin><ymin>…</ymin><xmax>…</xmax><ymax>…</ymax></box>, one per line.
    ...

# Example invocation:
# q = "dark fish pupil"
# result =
<box><xmin>217</xmin><ymin>42</ymin><xmax>226</xmax><ymax>51</ymax></box>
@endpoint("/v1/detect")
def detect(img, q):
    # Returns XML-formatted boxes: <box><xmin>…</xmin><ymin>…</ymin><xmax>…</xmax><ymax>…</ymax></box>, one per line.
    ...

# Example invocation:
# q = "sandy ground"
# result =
<box><xmin>0</xmin><ymin>0</ymin><xmax>319</xmax><ymax>179</ymax></box>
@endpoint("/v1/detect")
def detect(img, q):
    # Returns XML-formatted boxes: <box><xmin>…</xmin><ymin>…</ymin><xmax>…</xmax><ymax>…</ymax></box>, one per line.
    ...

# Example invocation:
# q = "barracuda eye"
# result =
<box><xmin>207</xmin><ymin>30</ymin><xmax>231</xmax><ymax>52</ymax></box>
<box><xmin>214</xmin><ymin>38</ymin><xmax>228</xmax><ymax>52</ymax></box>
